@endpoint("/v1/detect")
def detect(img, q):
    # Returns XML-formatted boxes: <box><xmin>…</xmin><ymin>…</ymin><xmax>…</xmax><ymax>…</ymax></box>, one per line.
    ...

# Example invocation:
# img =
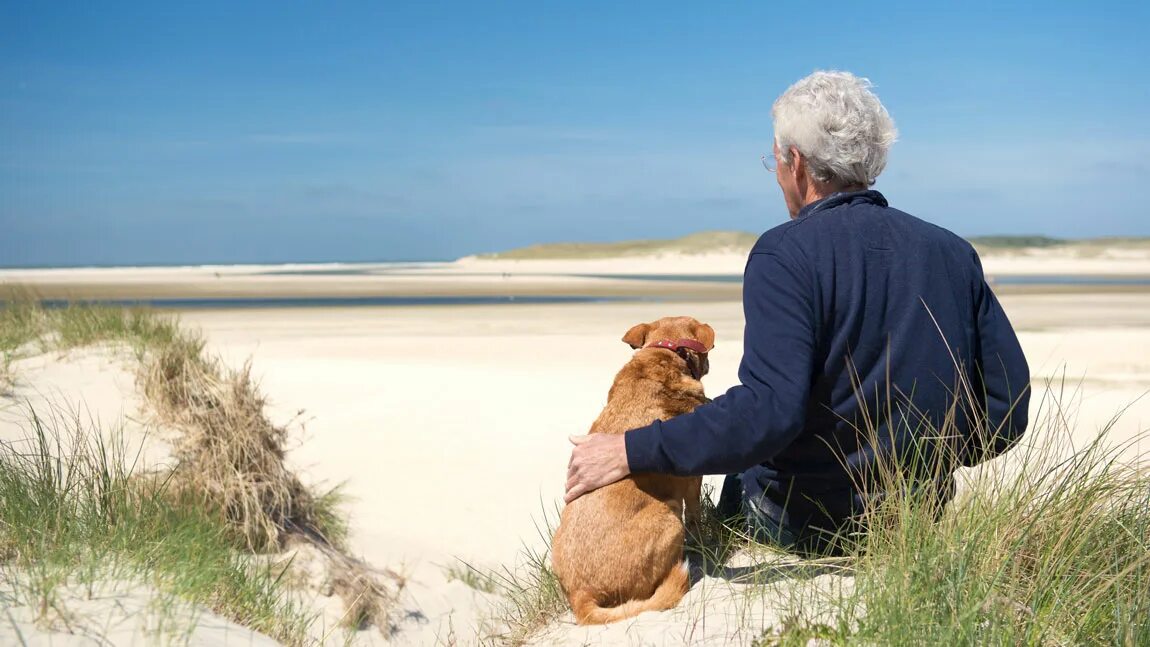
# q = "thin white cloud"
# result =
<box><xmin>467</xmin><ymin>124</ymin><xmax>616</xmax><ymax>144</ymax></box>
<box><xmin>243</xmin><ymin>132</ymin><xmax>351</xmax><ymax>145</ymax></box>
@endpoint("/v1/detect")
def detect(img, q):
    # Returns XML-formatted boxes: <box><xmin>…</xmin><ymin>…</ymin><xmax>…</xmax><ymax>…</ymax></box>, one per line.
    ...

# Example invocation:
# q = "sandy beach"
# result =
<box><xmin>2</xmin><ymin>258</ymin><xmax>1149</xmax><ymax>645</ymax></box>
<box><xmin>4</xmin><ymin>245</ymin><xmax>1150</xmax><ymax>304</ymax></box>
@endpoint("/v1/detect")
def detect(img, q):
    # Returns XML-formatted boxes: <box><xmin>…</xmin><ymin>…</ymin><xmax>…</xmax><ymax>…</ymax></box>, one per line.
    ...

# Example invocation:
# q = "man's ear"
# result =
<box><xmin>622</xmin><ymin>323</ymin><xmax>651</xmax><ymax>349</ymax></box>
<box><xmin>695</xmin><ymin>323</ymin><xmax>716</xmax><ymax>351</ymax></box>
<box><xmin>790</xmin><ymin>147</ymin><xmax>807</xmax><ymax>183</ymax></box>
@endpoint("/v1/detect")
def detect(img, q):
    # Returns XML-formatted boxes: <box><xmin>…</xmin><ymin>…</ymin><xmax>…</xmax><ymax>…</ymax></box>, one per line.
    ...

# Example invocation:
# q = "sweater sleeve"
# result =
<box><xmin>624</xmin><ymin>251</ymin><xmax>817</xmax><ymax>476</ymax></box>
<box><xmin>964</xmin><ymin>254</ymin><xmax>1031</xmax><ymax>465</ymax></box>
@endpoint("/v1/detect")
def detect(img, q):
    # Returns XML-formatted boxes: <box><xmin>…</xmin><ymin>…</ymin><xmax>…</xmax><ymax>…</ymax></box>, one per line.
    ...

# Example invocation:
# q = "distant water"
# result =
<box><xmin>0</xmin><ymin>260</ymin><xmax>447</xmax><ymax>271</ymax></box>
<box><xmin>579</xmin><ymin>273</ymin><xmax>744</xmax><ymax>283</ymax></box>
<box><xmin>247</xmin><ymin>270</ymin><xmax>1150</xmax><ymax>287</ymax></box>
<box><xmin>259</xmin><ymin>266</ymin><xmax>1150</xmax><ymax>287</ymax></box>
<box><xmin>20</xmin><ymin>274</ymin><xmax>1146</xmax><ymax>313</ymax></box>
<box><xmin>257</xmin><ymin>264</ymin><xmax>434</xmax><ymax>276</ymax></box>
<box><xmin>37</xmin><ymin>296</ymin><xmax>642</xmax><ymax>310</ymax></box>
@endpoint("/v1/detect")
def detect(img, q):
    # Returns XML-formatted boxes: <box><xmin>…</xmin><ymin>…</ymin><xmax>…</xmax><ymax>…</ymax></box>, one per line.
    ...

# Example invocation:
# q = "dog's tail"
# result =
<box><xmin>569</xmin><ymin>560</ymin><xmax>689</xmax><ymax>625</ymax></box>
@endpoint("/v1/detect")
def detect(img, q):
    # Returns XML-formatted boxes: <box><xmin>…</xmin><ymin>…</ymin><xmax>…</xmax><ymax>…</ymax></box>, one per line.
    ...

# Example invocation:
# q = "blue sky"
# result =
<box><xmin>2</xmin><ymin>1</ymin><xmax>1148</xmax><ymax>266</ymax></box>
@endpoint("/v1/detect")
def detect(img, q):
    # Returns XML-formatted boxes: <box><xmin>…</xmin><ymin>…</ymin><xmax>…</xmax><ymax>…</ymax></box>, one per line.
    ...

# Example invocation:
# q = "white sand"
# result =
<box><xmin>0</xmin><ymin>579</ymin><xmax>283</xmax><ymax>647</ymax></box>
<box><xmin>0</xmin><ymin>346</ymin><xmax>170</xmax><ymax>468</ymax></box>
<box><xmin>3</xmin><ymin>270</ymin><xmax>1149</xmax><ymax>644</ymax></box>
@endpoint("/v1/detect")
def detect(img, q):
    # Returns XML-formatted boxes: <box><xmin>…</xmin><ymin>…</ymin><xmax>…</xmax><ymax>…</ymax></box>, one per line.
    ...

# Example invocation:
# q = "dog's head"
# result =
<box><xmin>621</xmin><ymin>316</ymin><xmax>715</xmax><ymax>379</ymax></box>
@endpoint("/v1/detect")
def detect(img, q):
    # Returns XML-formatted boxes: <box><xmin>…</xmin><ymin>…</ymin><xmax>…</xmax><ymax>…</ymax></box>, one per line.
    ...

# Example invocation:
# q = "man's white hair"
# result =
<box><xmin>772</xmin><ymin>71</ymin><xmax>897</xmax><ymax>187</ymax></box>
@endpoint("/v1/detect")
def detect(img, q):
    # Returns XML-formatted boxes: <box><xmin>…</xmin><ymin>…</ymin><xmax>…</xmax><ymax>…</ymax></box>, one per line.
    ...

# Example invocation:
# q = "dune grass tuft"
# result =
<box><xmin>142</xmin><ymin>341</ymin><xmax>327</xmax><ymax>553</ymax></box>
<box><xmin>737</xmin><ymin>376</ymin><xmax>1150</xmax><ymax>646</ymax></box>
<box><xmin>133</xmin><ymin>326</ymin><xmax>403</xmax><ymax>632</ymax></box>
<box><xmin>1</xmin><ymin>297</ymin><xmax>402</xmax><ymax>638</ymax></box>
<box><xmin>444</xmin><ymin>560</ymin><xmax>500</xmax><ymax>594</ymax></box>
<box><xmin>828</xmin><ymin>422</ymin><xmax>1150</xmax><ymax>644</ymax></box>
<box><xmin>468</xmin><ymin>511</ymin><xmax>567</xmax><ymax>645</ymax></box>
<box><xmin>0</xmin><ymin>405</ymin><xmax>317</xmax><ymax>644</ymax></box>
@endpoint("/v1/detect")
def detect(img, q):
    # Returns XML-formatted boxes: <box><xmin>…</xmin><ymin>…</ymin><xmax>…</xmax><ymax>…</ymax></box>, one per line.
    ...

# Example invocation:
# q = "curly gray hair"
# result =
<box><xmin>772</xmin><ymin>71</ymin><xmax>897</xmax><ymax>187</ymax></box>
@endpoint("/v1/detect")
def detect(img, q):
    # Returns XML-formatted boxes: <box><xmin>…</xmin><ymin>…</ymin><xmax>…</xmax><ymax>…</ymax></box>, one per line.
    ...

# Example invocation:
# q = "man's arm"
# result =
<box><xmin>965</xmin><ymin>254</ymin><xmax>1031</xmax><ymax>464</ymax></box>
<box><xmin>624</xmin><ymin>251</ymin><xmax>818</xmax><ymax>476</ymax></box>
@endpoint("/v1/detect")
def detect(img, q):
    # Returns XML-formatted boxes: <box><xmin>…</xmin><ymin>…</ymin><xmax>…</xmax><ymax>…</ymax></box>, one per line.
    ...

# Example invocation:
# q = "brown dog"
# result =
<box><xmin>551</xmin><ymin>316</ymin><xmax>715</xmax><ymax>625</ymax></box>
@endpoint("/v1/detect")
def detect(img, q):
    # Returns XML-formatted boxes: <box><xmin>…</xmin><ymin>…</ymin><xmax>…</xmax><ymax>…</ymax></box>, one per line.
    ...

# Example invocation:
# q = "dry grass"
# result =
<box><xmin>445</xmin><ymin>508</ymin><xmax>568</xmax><ymax>645</ymax></box>
<box><xmin>134</xmin><ymin>320</ymin><xmax>404</xmax><ymax>633</ymax></box>
<box><xmin>329</xmin><ymin>552</ymin><xmax>404</xmax><ymax>632</ymax></box>
<box><xmin>141</xmin><ymin>339</ymin><xmax>320</xmax><ymax>552</ymax></box>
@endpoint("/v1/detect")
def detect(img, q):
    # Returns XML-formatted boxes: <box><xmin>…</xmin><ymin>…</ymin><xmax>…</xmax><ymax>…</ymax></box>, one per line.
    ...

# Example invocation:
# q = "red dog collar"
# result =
<box><xmin>646</xmin><ymin>339</ymin><xmax>708</xmax><ymax>355</ymax></box>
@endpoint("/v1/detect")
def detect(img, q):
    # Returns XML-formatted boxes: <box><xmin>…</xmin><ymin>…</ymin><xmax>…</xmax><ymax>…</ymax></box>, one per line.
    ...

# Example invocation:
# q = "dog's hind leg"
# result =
<box><xmin>684</xmin><ymin>476</ymin><xmax>703</xmax><ymax>527</ymax></box>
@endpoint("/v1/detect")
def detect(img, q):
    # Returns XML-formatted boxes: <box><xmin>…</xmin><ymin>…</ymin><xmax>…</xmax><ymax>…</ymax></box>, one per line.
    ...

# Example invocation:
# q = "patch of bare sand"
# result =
<box><xmin>0</xmin><ymin>579</ymin><xmax>282</xmax><ymax>647</ymax></box>
<box><xmin>0</xmin><ymin>346</ymin><xmax>170</xmax><ymax>468</ymax></box>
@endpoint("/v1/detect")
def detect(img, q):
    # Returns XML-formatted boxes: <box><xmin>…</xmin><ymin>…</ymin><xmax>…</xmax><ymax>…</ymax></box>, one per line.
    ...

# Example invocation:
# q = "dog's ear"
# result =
<box><xmin>622</xmin><ymin>323</ymin><xmax>651</xmax><ymax>349</ymax></box>
<box><xmin>695</xmin><ymin>323</ymin><xmax>716</xmax><ymax>351</ymax></box>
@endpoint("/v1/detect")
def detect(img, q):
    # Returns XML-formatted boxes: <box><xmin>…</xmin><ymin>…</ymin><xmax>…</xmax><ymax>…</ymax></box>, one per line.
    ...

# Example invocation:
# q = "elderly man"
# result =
<box><xmin>565</xmin><ymin>71</ymin><xmax>1031</xmax><ymax>555</ymax></box>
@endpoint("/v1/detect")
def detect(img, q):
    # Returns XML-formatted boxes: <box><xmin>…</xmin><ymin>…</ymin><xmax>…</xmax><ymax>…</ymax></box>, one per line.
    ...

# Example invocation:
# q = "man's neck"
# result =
<box><xmin>802</xmin><ymin>182</ymin><xmax>866</xmax><ymax>208</ymax></box>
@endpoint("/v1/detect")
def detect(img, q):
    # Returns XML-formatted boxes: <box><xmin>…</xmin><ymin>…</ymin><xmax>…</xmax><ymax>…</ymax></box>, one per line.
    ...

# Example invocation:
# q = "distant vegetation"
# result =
<box><xmin>966</xmin><ymin>235</ymin><xmax>1065</xmax><ymax>248</ymax></box>
<box><xmin>477</xmin><ymin>231</ymin><xmax>1150</xmax><ymax>260</ymax></box>
<box><xmin>476</xmin><ymin>231</ymin><xmax>760</xmax><ymax>260</ymax></box>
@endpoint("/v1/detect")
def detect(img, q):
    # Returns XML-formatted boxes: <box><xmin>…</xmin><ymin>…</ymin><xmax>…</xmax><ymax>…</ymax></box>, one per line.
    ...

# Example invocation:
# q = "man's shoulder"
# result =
<box><xmin>884</xmin><ymin>205</ymin><xmax>976</xmax><ymax>252</ymax></box>
<box><xmin>750</xmin><ymin>219</ymin><xmax>807</xmax><ymax>256</ymax></box>
<box><xmin>750</xmin><ymin>198</ymin><xmax>976</xmax><ymax>259</ymax></box>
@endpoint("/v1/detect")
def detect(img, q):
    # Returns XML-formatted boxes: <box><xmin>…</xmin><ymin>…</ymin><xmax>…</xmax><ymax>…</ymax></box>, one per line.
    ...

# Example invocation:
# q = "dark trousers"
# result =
<box><xmin>715</xmin><ymin>469</ymin><xmax>858</xmax><ymax>557</ymax></box>
<box><xmin>717</xmin><ymin>467</ymin><xmax>955</xmax><ymax>558</ymax></box>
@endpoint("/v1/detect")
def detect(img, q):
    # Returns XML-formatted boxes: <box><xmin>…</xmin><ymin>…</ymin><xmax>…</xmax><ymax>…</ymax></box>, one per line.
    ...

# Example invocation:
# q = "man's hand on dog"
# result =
<box><xmin>565</xmin><ymin>434</ymin><xmax>630</xmax><ymax>503</ymax></box>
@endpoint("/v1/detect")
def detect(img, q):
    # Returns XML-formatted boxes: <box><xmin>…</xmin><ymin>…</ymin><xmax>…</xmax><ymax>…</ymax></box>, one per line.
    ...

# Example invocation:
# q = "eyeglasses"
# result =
<box><xmin>760</xmin><ymin>155</ymin><xmax>776</xmax><ymax>174</ymax></box>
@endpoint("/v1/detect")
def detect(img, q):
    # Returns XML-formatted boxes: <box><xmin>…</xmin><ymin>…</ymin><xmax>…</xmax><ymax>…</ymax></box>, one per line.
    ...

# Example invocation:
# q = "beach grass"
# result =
<box><xmin>0</xmin><ymin>297</ymin><xmax>400</xmax><ymax>641</ymax></box>
<box><xmin>758</xmin><ymin>378</ymin><xmax>1150</xmax><ymax>645</ymax></box>
<box><xmin>821</xmin><ymin>385</ymin><xmax>1150</xmax><ymax>646</ymax></box>
<box><xmin>451</xmin><ymin>508</ymin><xmax>567</xmax><ymax>645</ymax></box>
<box><xmin>0</xmin><ymin>404</ymin><xmax>317</xmax><ymax>645</ymax></box>
<box><xmin>444</xmin><ymin>561</ymin><xmax>500</xmax><ymax>595</ymax></box>
<box><xmin>966</xmin><ymin>235</ymin><xmax>1066</xmax><ymax>248</ymax></box>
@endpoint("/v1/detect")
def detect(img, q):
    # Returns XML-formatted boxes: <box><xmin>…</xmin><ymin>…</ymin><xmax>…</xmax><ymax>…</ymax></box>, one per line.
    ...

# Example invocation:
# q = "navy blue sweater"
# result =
<box><xmin>625</xmin><ymin>190</ymin><xmax>1031</xmax><ymax>529</ymax></box>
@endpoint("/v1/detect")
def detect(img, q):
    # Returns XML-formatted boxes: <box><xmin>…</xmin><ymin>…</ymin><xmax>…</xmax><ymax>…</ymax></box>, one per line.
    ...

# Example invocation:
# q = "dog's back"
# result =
<box><xmin>552</xmin><ymin>317</ymin><xmax>713</xmax><ymax>625</ymax></box>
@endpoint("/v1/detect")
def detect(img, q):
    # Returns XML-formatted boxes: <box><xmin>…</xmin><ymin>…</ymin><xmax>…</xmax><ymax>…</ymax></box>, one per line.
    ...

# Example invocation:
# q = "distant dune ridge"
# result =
<box><xmin>476</xmin><ymin>231</ymin><xmax>760</xmax><ymax>260</ymax></box>
<box><xmin>475</xmin><ymin>231</ymin><xmax>1150</xmax><ymax>261</ymax></box>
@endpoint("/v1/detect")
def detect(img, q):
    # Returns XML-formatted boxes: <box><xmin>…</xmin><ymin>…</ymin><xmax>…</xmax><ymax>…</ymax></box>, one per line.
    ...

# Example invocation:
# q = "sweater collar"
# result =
<box><xmin>796</xmin><ymin>189</ymin><xmax>888</xmax><ymax>220</ymax></box>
